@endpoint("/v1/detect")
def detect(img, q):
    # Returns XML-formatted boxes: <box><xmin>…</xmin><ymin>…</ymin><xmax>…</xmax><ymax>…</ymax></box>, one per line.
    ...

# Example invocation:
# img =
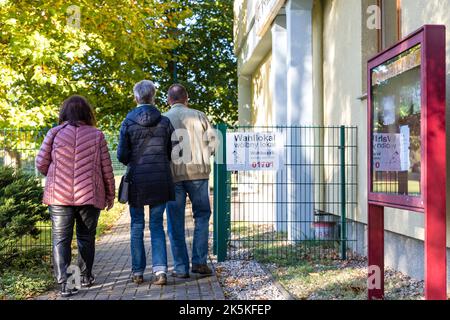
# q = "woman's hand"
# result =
<box><xmin>106</xmin><ymin>199</ymin><xmax>114</xmax><ymax>211</ymax></box>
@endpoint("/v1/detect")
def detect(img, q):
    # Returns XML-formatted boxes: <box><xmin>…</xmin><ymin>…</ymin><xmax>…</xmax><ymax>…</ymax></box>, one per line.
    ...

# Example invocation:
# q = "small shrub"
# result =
<box><xmin>0</xmin><ymin>166</ymin><xmax>48</xmax><ymax>259</ymax></box>
<box><xmin>0</xmin><ymin>249</ymin><xmax>54</xmax><ymax>300</ymax></box>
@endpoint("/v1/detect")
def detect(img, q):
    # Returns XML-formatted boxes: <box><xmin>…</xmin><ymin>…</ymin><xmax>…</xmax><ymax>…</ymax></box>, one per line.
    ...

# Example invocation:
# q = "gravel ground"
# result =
<box><xmin>211</xmin><ymin>222</ymin><xmax>427</xmax><ymax>300</ymax></box>
<box><xmin>212</xmin><ymin>255</ymin><xmax>425</xmax><ymax>300</ymax></box>
<box><xmin>214</xmin><ymin>259</ymin><xmax>288</xmax><ymax>300</ymax></box>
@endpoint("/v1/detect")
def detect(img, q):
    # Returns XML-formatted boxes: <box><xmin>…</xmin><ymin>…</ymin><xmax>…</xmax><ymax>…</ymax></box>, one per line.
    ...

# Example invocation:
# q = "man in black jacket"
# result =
<box><xmin>117</xmin><ymin>80</ymin><xmax>175</xmax><ymax>286</ymax></box>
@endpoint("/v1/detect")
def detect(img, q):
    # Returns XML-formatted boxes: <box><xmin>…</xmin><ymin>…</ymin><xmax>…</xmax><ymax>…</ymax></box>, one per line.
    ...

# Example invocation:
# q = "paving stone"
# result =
<box><xmin>35</xmin><ymin>207</ymin><xmax>225</xmax><ymax>301</ymax></box>
<box><xmin>81</xmin><ymin>293</ymin><xmax>98</xmax><ymax>300</ymax></box>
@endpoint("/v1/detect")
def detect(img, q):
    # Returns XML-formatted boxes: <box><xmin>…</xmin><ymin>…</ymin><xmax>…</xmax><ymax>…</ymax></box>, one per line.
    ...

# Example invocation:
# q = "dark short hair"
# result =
<box><xmin>168</xmin><ymin>84</ymin><xmax>188</xmax><ymax>103</ymax></box>
<box><xmin>59</xmin><ymin>95</ymin><xmax>96</xmax><ymax>126</ymax></box>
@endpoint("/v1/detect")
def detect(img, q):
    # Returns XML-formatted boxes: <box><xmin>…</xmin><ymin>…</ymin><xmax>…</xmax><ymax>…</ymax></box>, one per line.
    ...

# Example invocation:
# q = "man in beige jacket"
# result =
<box><xmin>164</xmin><ymin>84</ymin><xmax>216</xmax><ymax>278</ymax></box>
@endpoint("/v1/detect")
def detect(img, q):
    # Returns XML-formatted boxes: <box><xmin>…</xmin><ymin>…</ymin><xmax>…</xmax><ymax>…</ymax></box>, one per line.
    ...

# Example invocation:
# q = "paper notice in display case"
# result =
<box><xmin>226</xmin><ymin>132</ymin><xmax>284</xmax><ymax>171</ymax></box>
<box><xmin>382</xmin><ymin>96</ymin><xmax>396</xmax><ymax>125</ymax></box>
<box><xmin>373</xmin><ymin>128</ymin><xmax>410</xmax><ymax>172</ymax></box>
<box><xmin>399</xmin><ymin>125</ymin><xmax>410</xmax><ymax>171</ymax></box>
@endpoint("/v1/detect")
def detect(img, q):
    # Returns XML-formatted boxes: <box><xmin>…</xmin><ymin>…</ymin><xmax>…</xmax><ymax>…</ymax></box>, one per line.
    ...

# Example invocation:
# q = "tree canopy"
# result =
<box><xmin>0</xmin><ymin>0</ymin><xmax>237</xmax><ymax>133</ymax></box>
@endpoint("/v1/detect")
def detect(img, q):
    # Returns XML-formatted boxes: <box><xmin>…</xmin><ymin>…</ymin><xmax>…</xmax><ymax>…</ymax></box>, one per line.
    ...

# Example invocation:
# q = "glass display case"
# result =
<box><xmin>371</xmin><ymin>45</ymin><xmax>421</xmax><ymax>197</ymax></box>
<box><xmin>367</xmin><ymin>25</ymin><xmax>447</xmax><ymax>300</ymax></box>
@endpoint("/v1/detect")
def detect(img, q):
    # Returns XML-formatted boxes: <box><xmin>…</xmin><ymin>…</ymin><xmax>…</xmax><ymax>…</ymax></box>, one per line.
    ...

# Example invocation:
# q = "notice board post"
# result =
<box><xmin>214</xmin><ymin>123</ymin><xmax>230</xmax><ymax>262</ymax></box>
<box><xmin>367</xmin><ymin>25</ymin><xmax>447</xmax><ymax>300</ymax></box>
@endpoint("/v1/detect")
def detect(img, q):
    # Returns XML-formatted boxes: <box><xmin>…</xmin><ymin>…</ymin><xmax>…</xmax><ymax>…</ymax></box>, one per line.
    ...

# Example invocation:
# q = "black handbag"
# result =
<box><xmin>118</xmin><ymin>124</ymin><xmax>158</xmax><ymax>204</ymax></box>
<box><xmin>118</xmin><ymin>173</ymin><xmax>130</xmax><ymax>204</ymax></box>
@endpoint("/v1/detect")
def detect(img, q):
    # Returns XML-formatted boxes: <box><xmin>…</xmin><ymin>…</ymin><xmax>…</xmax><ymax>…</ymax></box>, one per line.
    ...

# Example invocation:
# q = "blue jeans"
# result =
<box><xmin>129</xmin><ymin>203</ymin><xmax>167</xmax><ymax>275</ymax></box>
<box><xmin>166</xmin><ymin>179</ymin><xmax>211</xmax><ymax>274</ymax></box>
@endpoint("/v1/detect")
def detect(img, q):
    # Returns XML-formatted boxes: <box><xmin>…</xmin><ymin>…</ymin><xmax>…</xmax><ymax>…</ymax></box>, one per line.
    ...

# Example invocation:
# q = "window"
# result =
<box><xmin>379</xmin><ymin>0</ymin><xmax>402</xmax><ymax>50</ymax></box>
<box><xmin>361</xmin><ymin>0</ymin><xmax>402</xmax><ymax>95</ymax></box>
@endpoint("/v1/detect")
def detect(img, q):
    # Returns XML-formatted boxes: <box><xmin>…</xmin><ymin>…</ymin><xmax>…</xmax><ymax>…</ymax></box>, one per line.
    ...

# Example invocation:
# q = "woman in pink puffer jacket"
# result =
<box><xmin>36</xmin><ymin>95</ymin><xmax>115</xmax><ymax>297</ymax></box>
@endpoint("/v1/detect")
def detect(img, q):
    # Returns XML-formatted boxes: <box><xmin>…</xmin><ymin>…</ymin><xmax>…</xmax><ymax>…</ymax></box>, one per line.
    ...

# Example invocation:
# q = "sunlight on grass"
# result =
<box><xmin>96</xmin><ymin>200</ymin><xmax>127</xmax><ymax>237</ymax></box>
<box><xmin>230</xmin><ymin>222</ymin><xmax>423</xmax><ymax>300</ymax></box>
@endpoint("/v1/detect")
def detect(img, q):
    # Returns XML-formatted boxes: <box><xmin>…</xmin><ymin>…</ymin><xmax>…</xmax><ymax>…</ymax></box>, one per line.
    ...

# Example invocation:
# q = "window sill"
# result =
<box><xmin>357</xmin><ymin>93</ymin><xmax>368</xmax><ymax>101</ymax></box>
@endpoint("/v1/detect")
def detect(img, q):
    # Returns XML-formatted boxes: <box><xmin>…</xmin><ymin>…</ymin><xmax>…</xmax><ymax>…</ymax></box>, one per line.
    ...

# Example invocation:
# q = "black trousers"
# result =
<box><xmin>49</xmin><ymin>205</ymin><xmax>100</xmax><ymax>284</ymax></box>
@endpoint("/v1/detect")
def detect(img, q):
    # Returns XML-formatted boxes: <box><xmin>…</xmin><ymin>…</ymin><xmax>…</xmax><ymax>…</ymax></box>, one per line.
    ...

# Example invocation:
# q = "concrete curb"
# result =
<box><xmin>208</xmin><ymin>255</ymin><xmax>227</xmax><ymax>300</ymax></box>
<box><xmin>259</xmin><ymin>263</ymin><xmax>296</xmax><ymax>300</ymax></box>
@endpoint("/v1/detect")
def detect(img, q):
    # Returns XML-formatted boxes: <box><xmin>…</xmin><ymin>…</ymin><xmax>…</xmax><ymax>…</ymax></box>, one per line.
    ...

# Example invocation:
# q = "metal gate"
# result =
<box><xmin>213</xmin><ymin>125</ymin><xmax>359</xmax><ymax>262</ymax></box>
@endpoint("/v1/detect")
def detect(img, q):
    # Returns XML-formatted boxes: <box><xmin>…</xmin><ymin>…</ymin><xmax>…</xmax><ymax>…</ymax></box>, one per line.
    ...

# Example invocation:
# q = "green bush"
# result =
<box><xmin>0</xmin><ymin>166</ymin><xmax>48</xmax><ymax>258</ymax></box>
<box><xmin>0</xmin><ymin>249</ymin><xmax>54</xmax><ymax>300</ymax></box>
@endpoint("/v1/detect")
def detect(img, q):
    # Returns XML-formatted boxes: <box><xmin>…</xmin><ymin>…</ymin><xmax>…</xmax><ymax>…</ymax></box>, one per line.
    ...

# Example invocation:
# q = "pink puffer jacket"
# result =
<box><xmin>36</xmin><ymin>122</ymin><xmax>115</xmax><ymax>210</ymax></box>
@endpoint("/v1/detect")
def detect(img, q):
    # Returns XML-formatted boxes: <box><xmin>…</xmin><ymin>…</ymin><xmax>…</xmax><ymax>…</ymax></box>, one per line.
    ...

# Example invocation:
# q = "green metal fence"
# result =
<box><xmin>0</xmin><ymin>129</ymin><xmax>126</xmax><ymax>177</ymax></box>
<box><xmin>2</xmin><ymin>126</ymin><xmax>359</xmax><ymax>262</ymax></box>
<box><xmin>0</xmin><ymin>128</ymin><xmax>125</xmax><ymax>257</ymax></box>
<box><xmin>213</xmin><ymin>125</ymin><xmax>359</xmax><ymax>262</ymax></box>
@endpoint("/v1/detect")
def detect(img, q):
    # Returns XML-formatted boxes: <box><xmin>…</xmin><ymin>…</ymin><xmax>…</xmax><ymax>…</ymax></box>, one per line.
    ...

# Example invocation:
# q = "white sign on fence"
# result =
<box><xmin>373</xmin><ymin>127</ymin><xmax>410</xmax><ymax>172</ymax></box>
<box><xmin>226</xmin><ymin>132</ymin><xmax>283</xmax><ymax>171</ymax></box>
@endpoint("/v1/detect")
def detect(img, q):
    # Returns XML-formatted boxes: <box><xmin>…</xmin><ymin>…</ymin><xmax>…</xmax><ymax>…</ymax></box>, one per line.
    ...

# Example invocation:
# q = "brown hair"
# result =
<box><xmin>59</xmin><ymin>95</ymin><xmax>96</xmax><ymax>126</ymax></box>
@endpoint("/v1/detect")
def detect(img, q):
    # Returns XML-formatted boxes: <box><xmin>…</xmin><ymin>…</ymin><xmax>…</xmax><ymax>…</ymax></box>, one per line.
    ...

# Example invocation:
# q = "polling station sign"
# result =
<box><xmin>226</xmin><ymin>132</ymin><xmax>283</xmax><ymax>171</ymax></box>
<box><xmin>372</xmin><ymin>127</ymin><xmax>410</xmax><ymax>172</ymax></box>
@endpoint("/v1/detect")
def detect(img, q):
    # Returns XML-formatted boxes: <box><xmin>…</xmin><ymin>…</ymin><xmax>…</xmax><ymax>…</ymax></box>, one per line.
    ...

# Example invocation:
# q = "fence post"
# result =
<box><xmin>214</xmin><ymin>123</ymin><xmax>230</xmax><ymax>262</ymax></box>
<box><xmin>339</xmin><ymin>125</ymin><xmax>347</xmax><ymax>260</ymax></box>
<box><xmin>213</xmin><ymin>125</ymin><xmax>218</xmax><ymax>255</ymax></box>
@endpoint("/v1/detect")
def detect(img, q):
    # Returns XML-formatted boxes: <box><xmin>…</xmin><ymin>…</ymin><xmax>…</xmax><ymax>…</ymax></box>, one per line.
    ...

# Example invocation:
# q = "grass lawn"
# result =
<box><xmin>230</xmin><ymin>222</ymin><xmax>343</xmax><ymax>261</ymax></box>
<box><xmin>0</xmin><ymin>199</ymin><xmax>127</xmax><ymax>300</ymax></box>
<box><xmin>372</xmin><ymin>180</ymin><xmax>420</xmax><ymax>195</ymax></box>
<box><xmin>96</xmin><ymin>201</ymin><xmax>127</xmax><ymax>237</ymax></box>
<box><xmin>265</xmin><ymin>257</ymin><xmax>423</xmax><ymax>300</ymax></box>
<box><xmin>229</xmin><ymin>222</ymin><xmax>424</xmax><ymax>300</ymax></box>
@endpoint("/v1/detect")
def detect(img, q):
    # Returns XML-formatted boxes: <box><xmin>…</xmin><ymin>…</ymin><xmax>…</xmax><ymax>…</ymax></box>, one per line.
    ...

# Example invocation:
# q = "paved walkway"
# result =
<box><xmin>36</xmin><ymin>207</ymin><xmax>224</xmax><ymax>300</ymax></box>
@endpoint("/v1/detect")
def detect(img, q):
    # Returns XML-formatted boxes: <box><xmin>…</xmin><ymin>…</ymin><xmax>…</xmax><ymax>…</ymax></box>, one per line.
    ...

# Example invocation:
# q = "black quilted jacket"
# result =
<box><xmin>117</xmin><ymin>104</ymin><xmax>175</xmax><ymax>207</ymax></box>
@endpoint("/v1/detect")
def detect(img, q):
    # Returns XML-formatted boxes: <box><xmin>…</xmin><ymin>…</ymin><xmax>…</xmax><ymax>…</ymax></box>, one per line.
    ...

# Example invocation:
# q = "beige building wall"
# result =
<box><xmin>313</xmin><ymin>0</ymin><xmax>324</xmax><ymax>126</ymax></box>
<box><xmin>322</xmin><ymin>0</ymin><xmax>450</xmax><ymax>246</ymax></box>
<box><xmin>379</xmin><ymin>0</ymin><xmax>450</xmax><ymax>246</ymax></box>
<box><xmin>234</xmin><ymin>0</ymin><xmax>273</xmax><ymax>125</ymax></box>
<box><xmin>322</xmin><ymin>0</ymin><xmax>366</xmax><ymax>224</ymax></box>
<box><xmin>239</xmin><ymin>52</ymin><xmax>276</xmax><ymax>225</ymax></box>
<box><xmin>234</xmin><ymin>0</ymin><xmax>258</xmax><ymax>53</ymax></box>
<box><xmin>323</xmin><ymin>0</ymin><xmax>363</xmax><ymax>129</ymax></box>
<box><xmin>251</xmin><ymin>53</ymin><xmax>273</xmax><ymax>126</ymax></box>
<box><xmin>235</xmin><ymin>0</ymin><xmax>450</xmax><ymax>285</ymax></box>
<box><xmin>401</xmin><ymin>0</ymin><xmax>450</xmax><ymax>246</ymax></box>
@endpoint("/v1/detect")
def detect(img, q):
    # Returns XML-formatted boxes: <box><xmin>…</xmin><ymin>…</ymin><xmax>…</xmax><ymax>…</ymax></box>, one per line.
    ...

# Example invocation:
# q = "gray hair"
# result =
<box><xmin>133</xmin><ymin>80</ymin><xmax>156</xmax><ymax>104</ymax></box>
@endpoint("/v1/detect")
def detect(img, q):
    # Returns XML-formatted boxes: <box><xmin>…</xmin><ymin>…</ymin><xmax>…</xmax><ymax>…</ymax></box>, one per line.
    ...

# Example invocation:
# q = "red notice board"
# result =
<box><xmin>367</xmin><ymin>25</ymin><xmax>447</xmax><ymax>300</ymax></box>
